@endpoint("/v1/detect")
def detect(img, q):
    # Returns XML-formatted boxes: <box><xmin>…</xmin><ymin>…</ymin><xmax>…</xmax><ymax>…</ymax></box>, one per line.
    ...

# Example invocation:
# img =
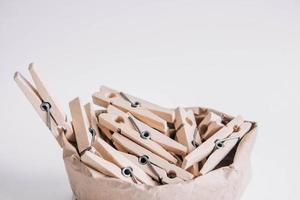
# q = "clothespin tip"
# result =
<box><xmin>13</xmin><ymin>71</ymin><xmax>20</xmax><ymax>80</ymax></box>
<box><xmin>28</xmin><ymin>62</ymin><xmax>35</xmax><ymax>70</ymax></box>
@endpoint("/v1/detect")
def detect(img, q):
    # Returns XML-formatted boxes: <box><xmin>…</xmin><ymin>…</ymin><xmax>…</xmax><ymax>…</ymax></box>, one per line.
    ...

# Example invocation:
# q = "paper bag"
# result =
<box><xmin>58</xmin><ymin>108</ymin><xmax>257</xmax><ymax>200</ymax></box>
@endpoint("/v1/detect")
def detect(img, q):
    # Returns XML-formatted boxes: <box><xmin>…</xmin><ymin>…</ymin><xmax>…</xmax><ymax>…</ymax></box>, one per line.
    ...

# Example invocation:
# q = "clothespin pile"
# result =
<box><xmin>15</xmin><ymin>64</ymin><xmax>254</xmax><ymax>186</ymax></box>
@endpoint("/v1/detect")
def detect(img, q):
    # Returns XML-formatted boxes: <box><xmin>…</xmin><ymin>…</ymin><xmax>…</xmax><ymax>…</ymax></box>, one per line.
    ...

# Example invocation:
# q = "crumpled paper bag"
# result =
<box><xmin>57</xmin><ymin>108</ymin><xmax>257</xmax><ymax>200</ymax></box>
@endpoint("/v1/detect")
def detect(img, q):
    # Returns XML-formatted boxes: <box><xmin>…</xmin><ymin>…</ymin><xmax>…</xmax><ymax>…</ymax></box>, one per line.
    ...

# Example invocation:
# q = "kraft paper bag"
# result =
<box><xmin>56</xmin><ymin>108</ymin><xmax>257</xmax><ymax>200</ymax></box>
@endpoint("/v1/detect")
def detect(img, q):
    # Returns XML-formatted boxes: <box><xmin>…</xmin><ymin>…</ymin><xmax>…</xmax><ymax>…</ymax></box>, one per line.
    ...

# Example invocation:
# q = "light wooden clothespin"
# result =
<box><xmin>92</xmin><ymin>137</ymin><xmax>157</xmax><ymax>186</ymax></box>
<box><xmin>199</xmin><ymin>122</ymin><xmax>252</xmax><ymax>175</ymax></box>
<box><xmin>81</xmin><ymin>151</ymin><xmax>134</xmax><ymax>183</ymax></box>
<box><xmin>69</xmin><ymin>97</ymin><xmax>95</xmax><ymax>155</ymax></box>
<box><xmin>92</xmin><ymin>86</ymin><xmax>173</xmax><ymax>133</ymax></box>
<box><xmin>182</xmin><ymin>116</ymin><xmax>244</xmax><ymax>170</ymax></box>
<box><xmin>121</xmin><ymin>152</ymin><xmax>184</xmax><ymax>184</ymax></box>
<box><xmin>14</xmin><ymin>64</ymin><xmax>74</xmax><ymax>145</ymax></box>
<box><xmin>174</xmin><ymin>107</ymin><xmax>202</xmax><ymax>175</ymax></box>
<box><xmin>98</xmin><ymin>105</ymin><xmax>178</xmax><ymax>163</ymax></box>
<box><xmin>112</xmin><ymin>132</ymin><xmax>194</xmax><ymax>181</ymax></box>
<box><xmin>198</xmin><ymin>112</ymin><xmax>224</xmax><ymax>140</ymax></box>
<box><xmin>127</xmin><ymin>112</ymin><xmax>187</xmax><ymax>156</ymax></box>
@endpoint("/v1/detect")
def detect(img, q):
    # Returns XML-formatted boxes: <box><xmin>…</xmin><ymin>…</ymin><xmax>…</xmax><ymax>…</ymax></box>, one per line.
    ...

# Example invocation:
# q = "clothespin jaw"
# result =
<box><xmin>81</xmin><ymin>151</ymin><xmax>134</xmax><ymax>183</ymax></box>
<box><xmin>112</xmin><ymin>132</ymin><xmax>194</xmax><ymax>181</ymax></box>
<box><xmin>121</xmin><ymin>152</ymin><xmax>184</xmax><ymax>184</ymax></box>
<box><xmin>182</xmin><ymin>116</ymin><xmax>244</xmax><ymax>170</ymax></box>
<box><xmin>69</xmin><ymin>97</ymin><xmax>93</xmax><ymax>154</ymax></box>
<box><xmin>93</xmin><ymin>86</ymin><xmax>169</xmax><ymax>133</ymax></box>
<box><xmin>200</xmin><ymin>122</ymin><xmax>252</xmax><ymax>175</ymax></box>
<box><xmin>98</xmin><ymin>105</ymin><xmax>178</xmax><ymax>163</ymax></box>
<box><xmin>92</xmin><ymin>137</ymin><xmax>157</xmax><ymax>186</ymax></box>
<box><xmin>28</xmin><ymin>63</ymin><xmax>74</xmax><ymax>140</ymax></box>
<box><xmin>14</xmin><ymin>70</ymin><xmax>71</xmax><ymax>147</ymax></box>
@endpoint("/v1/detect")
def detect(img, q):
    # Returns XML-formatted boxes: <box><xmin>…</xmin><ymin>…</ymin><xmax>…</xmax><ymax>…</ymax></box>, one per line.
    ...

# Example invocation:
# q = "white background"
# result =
<box><xmin>1</xmin><ymin>0</ymin><xmax>300</xmax><ymax>199</ymax></box>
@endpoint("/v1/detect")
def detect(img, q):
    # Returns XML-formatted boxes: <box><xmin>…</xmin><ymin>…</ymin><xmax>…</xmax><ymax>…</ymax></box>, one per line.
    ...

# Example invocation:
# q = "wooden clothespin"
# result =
<box><xmin>182</xmin><ymin>116</ymin><xmax>244</xmax><ymax>170</ymax></box>
<box><xmin>198</xmin><ymin>112</ymin><xmax>224</xmax><ymax>140</ymax></box>
<box><xmin>14</xmin><ymin>64</ymin><xmax>74</xmax><ymax>145</ymax></box>
<box><xmin>92</xmin><ymin>137</ymin><xmax>157</xmax><ymax>186</ymax></box>
<box><xmin>121</xmin><ymin>152</ymin><xmax>184</xmax><ymax>184</ymax></box>
<box><xmin>127</xmin><ymin>113</ymin><xmax>187</xmax><ymax>156</ymax></box>
<box><xmin>69</xmin><ymin>97</ymin><xmax>94</xmax><ymax>154</ymax></box>
<box><xmin>174</xmin><ymin>107</ymin><xmax>201</xmax><ymax>175</ymax></box>
<box><xmin>112</xmin><ymin>132</ymin><xmax>194</xmax><ymax>181</ymax></box>
<box><xmin>199</xmin><ymin>122</ymin><xmax>252</xmax><ymax>175</ymax></box>
<box><xmin>81</xmin><ymin>151</ymin><xmax>134</xmax><ymax>183</ymax></box>
<box><xmin>98</xmin><ymin>105</ymin><xmax>178</xmax><ymax>163</ymax></box>
<box><xmin>92</xmin><ymin>86</ymin><xmax>172</xmax><ymax>133</ymax></box>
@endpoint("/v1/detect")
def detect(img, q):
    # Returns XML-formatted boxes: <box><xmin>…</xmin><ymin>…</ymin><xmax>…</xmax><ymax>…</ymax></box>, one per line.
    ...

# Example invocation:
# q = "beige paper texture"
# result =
<box><xmin>58</xmin><ymin>108</ymin><xmax>257</xmax><ymax>200</ymax></box>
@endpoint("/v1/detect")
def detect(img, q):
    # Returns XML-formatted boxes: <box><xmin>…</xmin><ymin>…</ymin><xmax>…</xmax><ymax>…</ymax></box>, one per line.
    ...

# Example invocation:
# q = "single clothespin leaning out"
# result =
<box><xmin>112</xmin><ymin>132</ymin><xmax>194</xmax><ymax>182</ymax></box>
<box><xmin>182</xmin><ymin>115</ymin><xmax>244</xmax><ymax>170</ymax></box>
<box><xmin>14</xmin><ymin>63</ymin><xmax>74</xmax><ymax>146</ymax></box>
<box><xmin>92</xmin><ymin>86</ymin><xmax>174</xmax><ymax>133</ymax></box>
<box><xmin>98</xmin><ymin>105</ymin><xmax>178</xmax><ymax>163</ymax></box>
<box><xmin>199</xmin><ymin>122</ymin><xmax>253</xmax><ymax>175</ymax></box>
<box><xmin>174</xmin><ymin>107</ymin><xmax>202</xmax><ymax>175</ymax></box>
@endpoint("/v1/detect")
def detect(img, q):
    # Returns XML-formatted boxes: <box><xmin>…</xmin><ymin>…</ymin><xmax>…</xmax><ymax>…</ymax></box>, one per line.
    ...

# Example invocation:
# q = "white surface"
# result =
<box><xmin>1</xmin><ymin>0</ymin><xmax>300</xmax><ymax>199</ymax></box>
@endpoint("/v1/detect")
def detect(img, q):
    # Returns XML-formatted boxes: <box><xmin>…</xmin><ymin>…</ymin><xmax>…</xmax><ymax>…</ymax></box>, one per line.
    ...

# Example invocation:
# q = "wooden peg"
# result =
<box><xmin>182</xmin><ymin>116</ymin><xmax>244</xmax><ymax>170</ymax></box>
<box><xmin>93</xmin><ymin>86</ymin><xmax>169</xmax><ymax>133</ymax></box>
<box><xmin>14</xmin><ymin>72</ymin><xmax>62</xmax><ymax>145</ymax></box>
<box><xmin>128</xmin><ymin>113</ymin><xmax>187</xmax><ymax>156</ymax></box>
<box><xmin>69</xmin><ymin>97</ymin><xmax>92</xmax><ymax>154</ymax></box>
<box><xmin>92</xmin><ymin>86</ymin><xmax>175</xmax><ymax>122</ymax></box>
<box><xmin>121</xmin><ymin>152</ymin><xmax>184</xmax><ymax>184</ymax></box>
<box><xmin>174</xmin><ymin>107</ymin><xmax>201</xmax><ymax>175</ymax></box>
<box><xmin>99</xmin><ymin>106</ymin><xmax>177</xmax><ymax>163</ymax></box>
<box><xmin>200</xmin><ymin>122</ymin><xmax>252</xmax><ymax>175</ymax></box>
<box><xmin>112</xmin><ymin>132</ymin><xmax>194</xmax><ymax>181</ymax></box>
<box><xmin>28</xmin><ymin>64</ymin><xmax>74</xmax><ymax>140</ymax></box>
<box><xmin>92</xmin><ymin>138</ymin><xmax>157</xmax><ymax>186</ymax></box>
<box><xmin>81</xmin><ymin>151</ymin><xmax>134</xmax><ymax>183</ymax></box>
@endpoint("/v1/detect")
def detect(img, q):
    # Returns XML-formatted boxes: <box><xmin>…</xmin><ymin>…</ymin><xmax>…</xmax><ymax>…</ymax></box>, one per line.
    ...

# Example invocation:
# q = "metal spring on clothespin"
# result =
<box><xmin>128</xmin><ymin>116</ymin><xmax>151</xmax><ymax>140</ymax></box>
<box><xmin>120</xmin><ymin>92</ymin><xmax>140</xmax><ymax>108</ymax></box>
<box><xmin>214</xmin><ymin>137</ymin><xmax>240</xmax><ymax>149</ymax></box>
<box><xmin>121</xmin><ymin>167</ymin><xmax>138</xmax><ymax>183</ymax></box>
<box><xmin>40</xmin><ymin>101</ymin><xmax>52</xmax><ymax>130</ymax></box>
<box><xmin>138</xmin><ymin>155</ymin><xmax>163</xmax><ymax>184</ymax></box>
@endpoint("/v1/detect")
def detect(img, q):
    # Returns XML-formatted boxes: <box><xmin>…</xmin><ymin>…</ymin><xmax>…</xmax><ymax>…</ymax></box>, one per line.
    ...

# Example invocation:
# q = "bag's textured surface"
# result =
<box><xmin>59</xmin><ymin>108</ymin><xmax>257</xmax><ymax>200</ymax></box>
